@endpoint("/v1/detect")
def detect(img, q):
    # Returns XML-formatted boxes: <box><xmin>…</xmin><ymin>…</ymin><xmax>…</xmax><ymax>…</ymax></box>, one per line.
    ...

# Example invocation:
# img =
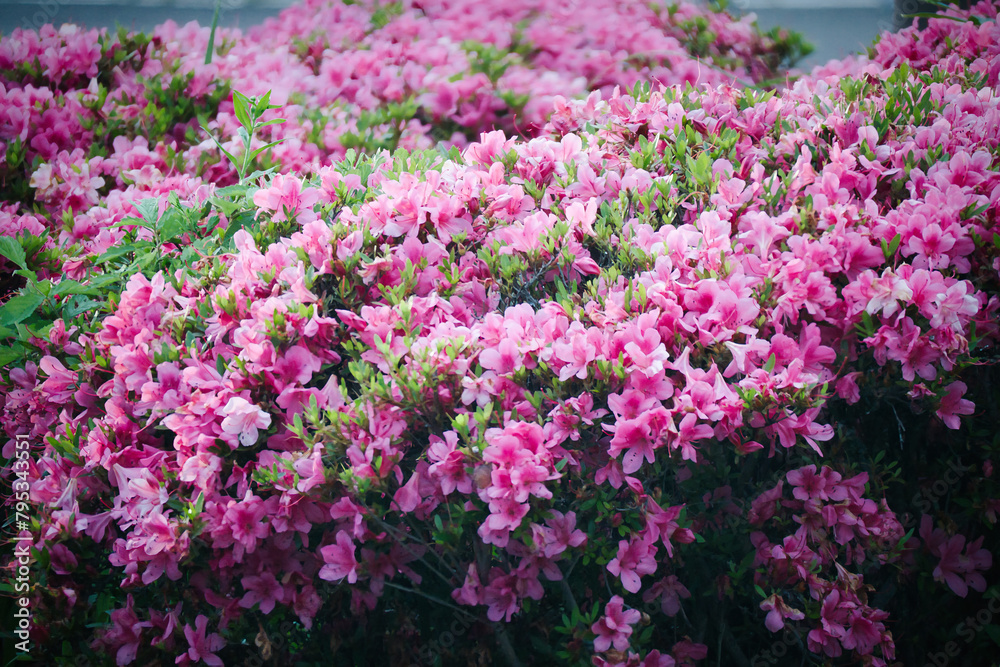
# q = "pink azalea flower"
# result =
<box><xmin>607</xmin><ymin>534</ymin><xmax>658</xmax><ymax>593</ymax></box>
<box><xmin>642</xmin><ymin>575</ymin><xmax>691</xmax><ymax>617</ymax></box>
<box><xmin>220</xmin><ymin>396</ymin><xmax>272</xmax><ymax>446</ymax></box>
<box><xmin>253</xmin><ymin>173</ymin><xmax>319</xmax><ymax>223</ymax></box>
<box><xmin>222</xmin><ymin>491</ymin><xmax>270</xmax><ymax>557</ymax></box>
<box><xmin>318</xmin><ymin>530</ymin><xmax>360</xmax><ymax>584</ymax></box>
<box><xmin>176</xmin><ymin>615</ymin><xmax>225</xmax><ymax>667</ymax></box>
<box><xmin>239</xmin><ymin>572</ymin><xmax>285</xmax><ymax>614</ymax></box>
<box><xmin>936</xmin><ymin>381</ymin><xmax>975</xmax><ymax>430</ymax></box>
<box><xmin>760</xmin><ymin>593</ymin><xmax>805</xmax><ymax>632</ymax></box>
<box><xmin>393</xmin><ymin>470</ymin><xmax>422</xmax><ymax>513</ymax></box>
<box><xmin>483</xmin><ymin>572</ymin><xmax>520</xmax><ymax>622</ymax></box>
<box><xmin>592</xmin><ymin>595</ymin><xmax>641</xmax><ymax>652</ymax></box>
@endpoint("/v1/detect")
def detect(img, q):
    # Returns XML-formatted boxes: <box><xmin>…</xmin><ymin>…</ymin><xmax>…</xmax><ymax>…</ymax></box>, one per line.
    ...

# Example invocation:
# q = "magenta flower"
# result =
<box><xmin>642</xmin><ymin>575</ymin><xmax>691</xmax><ymax>617</ymax></box>
<box><xmin>480</xmin><ymin>338</ymin><xmax>523</xmax><ymax>375</ymax></box>
<box><xmin>933</xmin><ymin>535</ymin><xmax>980</xmax><ymax>598</ymax></box>
<box><xmin>483</xmin><ymin>572</ymin><xmax>519</xmax><ymax>622</ymax></box>
<box><xmin>760</xmin><ymin>593</ymin><xmax>805</xmax><ymax>632</ymax></box>
<box><xmin>176</xmin><ymin>615</ymin><xmax>225</xmax><ymax>667</ymax></box>
<box><xmin>607</xmin><ymin>534</ymin><xmax>658</xmax><ymax>593</ymax></box>
<box><xmin>239</xmin><ymin>572</ymin><xmax>285</xmax><ymax>614</ymax></box>
<box><xmin>936</xmin><ymin>381</ymin><xmax>975</xmax><ymax>430</ymax></box>
<box><xmin>222</xmin><ymin>491</ymin><xmax>270</xmax><ymax>557</ymax></box>
<box><xmin>841</xmin><ymin>610</ymin><xmax>884</xmax><ymax>655</ymax></box>
<box><xmin>318</xmin><ymin>530</ymin><xmax>360</xmax><ymax>584</ymax></box>
<box><xmin>591</xmin><ymin>595</ymin><xmax>641</xmax><ymax>652</ymax></box>
<box><xmin>393</xmin><ymin>470</ymin><xmax>422</xmax><ymax>513</ymax></box>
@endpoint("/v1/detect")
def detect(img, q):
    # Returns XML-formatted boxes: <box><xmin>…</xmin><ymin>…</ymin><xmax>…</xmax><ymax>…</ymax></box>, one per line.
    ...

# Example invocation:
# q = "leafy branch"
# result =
<box><xmin>202</xmin><ymin>89</ymin><xmax>287</xmax><ymax>183</ymax></box>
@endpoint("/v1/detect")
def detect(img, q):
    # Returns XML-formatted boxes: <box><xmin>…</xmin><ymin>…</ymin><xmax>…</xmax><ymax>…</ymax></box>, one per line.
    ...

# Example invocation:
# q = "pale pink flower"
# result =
<box><xmin>220</xmin><ymin>396</ymin><xmax>272</xmax><ymax>446</ymax></box>
<box><xmin>253</xmin><ymin>173</ymin><xmax>319</xmax><ymax>222</ymax></box>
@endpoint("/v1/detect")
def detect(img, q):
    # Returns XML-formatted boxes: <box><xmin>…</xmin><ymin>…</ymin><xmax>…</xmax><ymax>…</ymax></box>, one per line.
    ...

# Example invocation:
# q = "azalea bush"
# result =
<box><xmin>2</xmin><ymin>0</ymin><xmax>1000</xmax><ymax>666</ymax></box>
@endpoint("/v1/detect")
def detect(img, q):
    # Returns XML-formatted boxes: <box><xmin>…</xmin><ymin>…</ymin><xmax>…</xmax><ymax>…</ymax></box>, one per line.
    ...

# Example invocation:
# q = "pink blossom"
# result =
<box><xmin>253</xmin><ymin>173</ymin><xmax>319</xmax><ymax>222</ymax></box>
<box><xmin>239</xmin><ymin>572</ymin><xmax>285</xmax><ymax>614</ymax></box>
<box><xmin>177</xmin><ymin>615</ymin><xmax>225</xmax><ymax>667</ymax></box>
<box><xmin>936</xmin><ymin>381</ymin><xmax>975</xmax><ymax>429</ymax></box>
<box><xmin>642</xmin><ymin>575</ymin><xmax>691</xmax><ymax>616</ymax></box>
<box><xmin>591</xmin><ymin>595</ymin><xmax>641</xmax><ymax>652</ymax></box>
<box><xmin>607</xmin><ymin>534</ymin><xmax>658</xmax><ymax>593</ymax></box>
<box><xmin>220</xmin><ymin>396</ymin><xmax>272</xmax><ymax>446</ymax></box>
<box><xmin>760</xmin><ymin>593</ymin><xmax>805</xmax><ymax>632</ymax></box>
<box><xmin>318</xmin><ymin>530</ymin><xmax>360</xmax><ymax>584</ymax></box>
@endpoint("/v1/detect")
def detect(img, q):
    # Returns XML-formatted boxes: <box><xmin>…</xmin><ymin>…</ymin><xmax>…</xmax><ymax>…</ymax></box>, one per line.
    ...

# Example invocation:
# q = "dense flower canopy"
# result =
<box><xmin>1</xmin><ymin>0</ymin><xmax>999</xmax><ymax>666</ymax></box>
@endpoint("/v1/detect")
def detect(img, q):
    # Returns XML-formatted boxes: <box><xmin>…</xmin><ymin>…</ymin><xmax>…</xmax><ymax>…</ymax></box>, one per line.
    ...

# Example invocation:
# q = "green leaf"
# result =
<box><xmin>243</xmin><ymin>168</ymin><xmax>277</xmax><ymax>183</ymax></box>
<box><xmin>204</xmin><ymin>0</ymin><xmax>221</xmax><ymax>64</ymax></box>
<box><xmin>215</xmin><ymin>184</ymin><xmax>253</xmax><ymax>198</ymax></box>
<box><xmin>96</xmin><ymin>243</ymin><xmax>140</xmax><ymax>264</ymax></box>
<box><xmin>111</xmin><ymin>216</ymin><xmax>147</xmax><ymax>230</ymax></box>
<box><xmin>903</xmin><ymin>11</ymin><xmax>977</xmax><ymax>23</ymax></box>
<box><xmin>51</xmin><ymin>280</ymin><xmax>101</xmax><ymax>298</ymax></box>
<box><xmin>89</xmin><ymin>273</ymin><xmax>121</xmax><ymax>289</ymax></box>
<box><xmin>14</xmin><ymin>268</ymin><xmax>37</xmax><ymax>283</ymax></box>
<box><xmin>134</xmin><ymin>197</ymin><xmax>161</xmax><ymax>225</ymax></box>
<box><xmin>0</xmin><ymin>291</ymin><xmax>45</xmax><ymax>327</ymax></box>
<box><xmin>0</xmin><ymin>237</ymin><xmax>27</xmax><ymax>270</ymax></box>
<box><xmin>763</xmin><ymin>353</ymin><xmax>776</xmax><ymax>373</ymax></box>
<box><xmin>232</xmin><ymin>90</ymin><xmax>253</xmax><ymax>132</ymax></box>
<box><xmin>65</xmin><ymin>297</ymin><xmax>107</xmax><ymax>318</ymax></box>
<box><xmin>885</xmin><ymin>233</ymin><xmax>901</xmax><ymax>259</ymax></box>
<box><xmin>0</xmin><ymin>346</ymin><xmax>22</xmax><ymax>366</ymax></box>
<box><xmin>256</xmin><ymin>89</ymin><xmax>273</xmax><ymax>116</ymax></box>
<box><xmin>222</xmin><ymin>211</ymin><xmax>257</xmax><ymax>246</ymax></box>
<box><xmin>201</xmin><ymin>126</ymin><xmax>240</xmax><ymax>167</ymax></box>
<box><xmin>248</xmin><ymin>138</ymin><xmax>287</xmax><ymax>162</ymax></box>
<box><xmin>158</xmin><ymin>209</ymin><xmax>189</xmax><ymax>242</ymax></box>
<box><xmin>895</xmin><ymin>527</ymin><xmax>915</xmax><ymax>552</ymax></box>
<box><xmin>861</xmin><ymin>310</ymin><xmax>875</xmax><ymax>335</ymax></box>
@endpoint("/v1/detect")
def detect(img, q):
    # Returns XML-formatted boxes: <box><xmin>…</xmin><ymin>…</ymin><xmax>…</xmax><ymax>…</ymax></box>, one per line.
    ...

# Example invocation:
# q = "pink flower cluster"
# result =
<box><xmin>0</xmin><ymin>0</ymin><xmax>794</xmax><ymax>262</ymax></box>
<box><xmin>749</xmin><ymin>465</ymin><xmax>906</xmax><ymax>662</ymax></box>
<box><xmin>918</xmin><ymin>514</ymin><xmax>992</xmax><ymax>598</ymax></box>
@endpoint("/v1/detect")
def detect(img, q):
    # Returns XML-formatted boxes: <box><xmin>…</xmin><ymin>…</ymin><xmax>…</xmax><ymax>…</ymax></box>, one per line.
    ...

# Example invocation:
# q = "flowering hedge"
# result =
<box><xmin>2</xmin><ymin>0</ymin><xmax>1000</xmax><ymax>666</ymax></box>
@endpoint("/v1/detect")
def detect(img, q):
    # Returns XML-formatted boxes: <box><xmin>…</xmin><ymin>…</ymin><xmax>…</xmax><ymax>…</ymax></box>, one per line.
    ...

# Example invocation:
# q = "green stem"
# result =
<box><xmin>204</xmin><ymin>0</ymin><xmax>222</xmax><ymax>65</ymax></box>
<box><xmin>382</xmin><ymin>580</ymin><xmax>476</xmax><ymax>620</ymax></box>
<box><xmin>369</xmin><ymin>514</ymin><xmax>456</xmax><ymax>588</ymax></box>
